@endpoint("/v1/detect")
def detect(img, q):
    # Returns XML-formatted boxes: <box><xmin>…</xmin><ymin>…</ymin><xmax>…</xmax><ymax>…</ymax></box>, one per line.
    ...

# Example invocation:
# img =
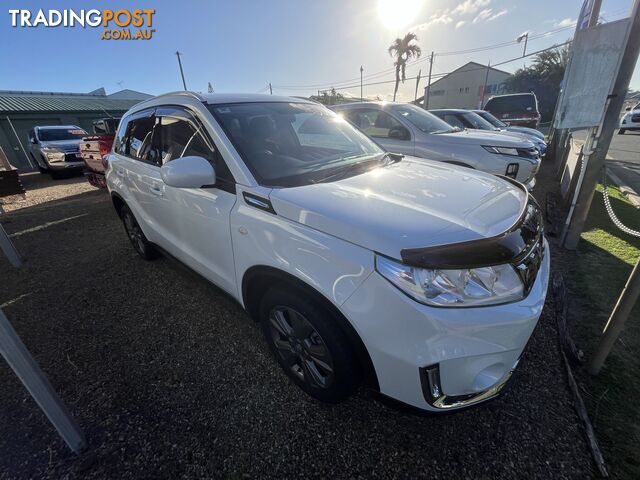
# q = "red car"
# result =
<box><xmin>484</xmin><ymin>93</ymin><xmax>541</xmax><ymax>129</ymax></box>
<box><xmin>79</xmin><ymin>118</ymin><xmax>120</xmax><ymax>188</ymax></box>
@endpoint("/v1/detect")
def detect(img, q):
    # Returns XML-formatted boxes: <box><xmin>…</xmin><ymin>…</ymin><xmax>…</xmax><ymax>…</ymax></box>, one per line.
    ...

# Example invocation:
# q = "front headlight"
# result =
<box><xmin>483</xmin><ymin>145</ymin><xmax>519</xmax><ymax>156</ymax></box>
<box><xmin>375</xmin><ymin>255</ymin><xmax>524</xmax><ymax>307</ymax></box>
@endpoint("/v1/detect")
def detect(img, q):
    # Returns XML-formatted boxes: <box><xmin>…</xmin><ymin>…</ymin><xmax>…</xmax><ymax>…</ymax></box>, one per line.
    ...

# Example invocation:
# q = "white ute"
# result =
<box><xmin>106</xmin><ymin>92</ymin><xmax>550</xmax><ymax>412</ymax></box>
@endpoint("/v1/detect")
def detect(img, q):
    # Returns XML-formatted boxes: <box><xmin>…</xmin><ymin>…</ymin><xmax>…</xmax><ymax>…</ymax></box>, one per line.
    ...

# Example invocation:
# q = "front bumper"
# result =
<box><xmin>47</xmin><ymin>160</ymin><xmax>84</xmax><ymax>171</ymax></box>
<box><xmin>341</xmin><ymin>239</ymin><xmax>550</xmax><ymax>412</ymax></box>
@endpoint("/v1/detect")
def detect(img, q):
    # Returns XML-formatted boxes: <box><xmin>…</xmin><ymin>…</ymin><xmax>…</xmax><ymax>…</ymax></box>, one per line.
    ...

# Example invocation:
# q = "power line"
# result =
<box><xmin>272</xmin><ymin>8</ymin><xmax>629</xmax><ymax>93</ymax></box>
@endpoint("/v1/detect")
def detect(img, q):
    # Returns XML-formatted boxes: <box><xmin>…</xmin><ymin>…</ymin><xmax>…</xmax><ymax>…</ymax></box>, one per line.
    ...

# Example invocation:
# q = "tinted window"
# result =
<box><xmin>209</xmin><ymin>102</ymin><xmax>384</xmax><ymax>187</ymax></box>
<box><xmin>125</xmin><ymin>115</ymin><xmax>157</xmax><ymax>164</ymax></box>
<box><xmin>394</xmin><ymin>104</ymin><xmax>455</xmax><ymax>134</ymax></box>
<box><xmin>152</xmin><ymin>106</ymin><xmax>234</xmax><ymax>186</ymax></box>
<box><xmin>476</xmin><ymin>110</ymin><xmax>506</xmax><ymax>128</ymax></box>
<box><xmin>38</xmin><ymin>128</ymin><xmax>87</xmax><ymax>141</ymax></box>
<box><xmin>461</xmin><ymin>112</ymin><xmax>495</xmax><ymax>130</ymax></box>
<box><xmin>484</xmin><ymin>94</ymin><xmax>537</xmax><ymax>114</ymax></box>
<box><xmin>442</xmin><ymin>114</ymin><xmax>465</xmax><ymax>129</ymax></box>
<box><xmin>344</xmin><ymin>109</ymin><xmax>408</xmax><ymax>140</ymax></box>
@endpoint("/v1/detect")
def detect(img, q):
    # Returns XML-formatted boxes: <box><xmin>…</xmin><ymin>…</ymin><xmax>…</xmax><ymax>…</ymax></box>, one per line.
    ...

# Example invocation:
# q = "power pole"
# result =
<box><xmin>175</xmin><ymin>51</ymin><xmax>187</xmax><ymax>91</ymax></box>
<box><xmin>269</xmin><ymin>83</ymin><xmax>273</xmax><ymax>95</ymax></box>
<box><xmin>481</xmin><ymin>60</ymin><xmax>491</xmax><ymax>108</ymax></box>
<box><xmin>414</xmin><ymin>69</ymin><xmax>421</xmax><ymax>103</ymax></box>
<box><xmin>562</xmin><ymin>0</ymin><xmax>640</xmax><ymax>248</ymax></box>
<box><xmin>424</xmin><ymin>51</ymin><xmax>434</xmax><ymax>109</ymax></box>
<box><xmin>589</xmin><ymin>256</ymin><xmax>640</xmax><ymax>374</ymax></box>
<box><xmin>360</xmin><ymin>66</ymin><xmax>364</xmax><ymax>101</ymax></box>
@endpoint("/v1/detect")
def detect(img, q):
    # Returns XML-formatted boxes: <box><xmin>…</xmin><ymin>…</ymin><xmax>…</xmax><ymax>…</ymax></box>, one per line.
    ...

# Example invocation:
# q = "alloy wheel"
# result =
<box><xmin>268</xmin><ymin>306</ymin><xmax>335</xmax><ymax>389</ymax></box>
<box><xmin>123</xmin><ymin>212</ymin><xmax>146</xmax><ymax>255</ymax></box>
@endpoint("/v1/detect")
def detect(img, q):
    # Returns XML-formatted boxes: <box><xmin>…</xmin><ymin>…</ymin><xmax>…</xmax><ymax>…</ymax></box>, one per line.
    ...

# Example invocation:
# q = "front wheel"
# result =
<box><xmin>259</xmin><ymin>287</ymin><xmax>360</xmax><ymax>403</ymax></box>
<box><xmin>120</xmin><ymin>205</ymin><xmax>159</xmax><ymax>260</ymax></box>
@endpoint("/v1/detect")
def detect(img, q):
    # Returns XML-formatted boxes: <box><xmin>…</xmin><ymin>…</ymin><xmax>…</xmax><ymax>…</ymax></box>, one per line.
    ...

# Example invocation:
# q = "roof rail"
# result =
<box><xmin>153</xmin><ymin>91</ymin><xmax>207</xmax><ymax>102</ymax></box>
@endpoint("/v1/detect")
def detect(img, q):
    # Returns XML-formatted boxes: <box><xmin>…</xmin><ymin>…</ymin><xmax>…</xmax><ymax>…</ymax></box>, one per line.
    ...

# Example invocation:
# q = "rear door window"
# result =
<box><xmin>345</xmin><ymin>109</ymin><xmax>408</xmax><ymax>139</ymax></box>
<box><xmin>485</xmin><ymin>94</ymin><xmax>536</xmax><ymax>114</ymax></box>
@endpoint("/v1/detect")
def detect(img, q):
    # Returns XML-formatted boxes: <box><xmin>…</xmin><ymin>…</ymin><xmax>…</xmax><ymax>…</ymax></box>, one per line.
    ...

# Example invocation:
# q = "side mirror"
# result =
<box><xmin>160</xmin><ymin>156</ymin><xmax>216</xmax><ymax>188</ymax></box>
<box><xmin>626</xmin><ymin>106</ymin><xmax>632</xmax><ymax>111</ymax></box>
<box><xmin>388</xmin><ymin>126</ymin><xmax>410</xmax><ymax>140</ymax></box>
<box><xmin>30</xmin><ymin>137</ymin><xmax>38</xmax><ymax>144</ymax></box>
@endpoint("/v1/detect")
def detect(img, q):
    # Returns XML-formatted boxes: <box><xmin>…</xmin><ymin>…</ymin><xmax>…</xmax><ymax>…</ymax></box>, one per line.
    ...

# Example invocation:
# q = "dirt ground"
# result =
<box><xmin>0</xmin><ymin>169</ymin><xmax>594</xmax><ymax>479</ymax></box>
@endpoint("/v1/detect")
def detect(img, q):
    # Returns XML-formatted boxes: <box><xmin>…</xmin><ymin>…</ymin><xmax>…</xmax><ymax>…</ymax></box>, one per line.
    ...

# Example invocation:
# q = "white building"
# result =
<box><xmin>418</xmin><ymin>62</ymin><xmax>511</xmax><ymax>110</ymax></box>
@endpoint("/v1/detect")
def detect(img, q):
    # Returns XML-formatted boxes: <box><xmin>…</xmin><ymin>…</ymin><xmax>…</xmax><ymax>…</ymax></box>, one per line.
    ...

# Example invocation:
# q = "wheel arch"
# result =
<box><xmin>242</xmin><ymin>265</ymin><xmax>379</xmax><ymax>390</ymax></box>
<box><xmin>110</xmin><ymin>191</ymin><xmax>126</xmax><ymax>218</ymax></box>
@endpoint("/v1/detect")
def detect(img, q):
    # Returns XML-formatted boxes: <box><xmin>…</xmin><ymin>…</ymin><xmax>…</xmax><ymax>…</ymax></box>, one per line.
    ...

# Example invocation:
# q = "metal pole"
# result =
<box><xmin>360</xmin><ymin>66</ymin><xmax>363</xmax><ymax>101</ymax></box>
<box><xmin>5</xmin><ymin>116</ymin><xmax>35</xmax><ymax>169</ymax></box>
<box><xmin>481</xmin><ymin>60</ymin><xmax>491</xmax><ymax>108</ymax></box>
<box><xmin>175</xmin><ymin>51</ymin><xmax>187</xmax><ymax>90</ymax></box>
<box><xmin>0</xmin><ymin>309</ymin><xmax>87</xmax><ymax>453</ymax></box>
<box><xmin>414</xmin><ymin>69</ymin><xmax>421</xmax><ymax>103</ymax></box>
<box><xmin>563</xmin><ymin>0</ymin><xmax>640</xmax><ymax>248</ymax></box>
<box><xmin>269</xmin><ymin>83</ymin><xmax>273</xmax><ymax>95</ymax></box>
<box><xmin>523</xmin><ymin>33</ymin><xmax>528</xmax><ymax>57</ymax></box>
<box><xmin>589</xmin><ymin>256</ymin><xmax>640</xmax><ymax>374</ymax></box>
<box><xmin>589</xmin><ymin>0</ymin><xmax>603</xmax><ymax>27</ymax></box>
<box><xmin>424</xmin><ymin>51</ymin><xmax>434</xmax><ymax>109</ymax></box>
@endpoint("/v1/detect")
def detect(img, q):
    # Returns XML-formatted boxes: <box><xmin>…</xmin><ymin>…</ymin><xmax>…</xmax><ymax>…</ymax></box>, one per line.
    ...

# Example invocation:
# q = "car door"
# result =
<box><xmin>344</xmin><ymin>108</ymin><xmax>414</xmax><ymax>155</ymax></box>
<box><xmin>113</xmin><ymin>108</ymin><xmax>167</xmax><ymax>243</ymax></box>
<box><xmin>148</xmin><ymin>105</ymin><xmax>238</xmax><ymax>294</ymax></box>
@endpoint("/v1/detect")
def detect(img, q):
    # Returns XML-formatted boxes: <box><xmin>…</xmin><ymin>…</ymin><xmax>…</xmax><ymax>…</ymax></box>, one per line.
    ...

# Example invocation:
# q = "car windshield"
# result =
<box><xmin>209</xmin><ymin>102</ymin><xmax>387</xmax><ymax>187</ymax></box>
<box><xmin>476</xmin><ymin>110</ymin><xmax>506</xmax><ymax>128</ymax></box>
<box><xmin>392</xmin><ymin>104</ymin><xmax>455</xmax><ymax>134</ymax></box>
<box><xmin>461</xmin><ymin>112</ymin><xmax>496</xmax><ymax>130</ymax></box>
<box><xmin>38</xmin><ymin>128</ymin><xmax>87</xmax><ymax>141</ymax></box>
<box><xmin>484</xmin><ymin>94</ymin><xmax>536</xmax><ymax>114</ymax></box>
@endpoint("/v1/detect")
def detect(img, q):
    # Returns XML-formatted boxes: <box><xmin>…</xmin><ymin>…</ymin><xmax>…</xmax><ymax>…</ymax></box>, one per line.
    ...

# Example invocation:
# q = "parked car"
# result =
<box><xmin>106</xmin><ymin>92</ymin><xmax>549</xmax><ymax>413</ymax></box>
<box><xmin>484</xmin><ymin>92</ymin><xmax>541</xmax><ymax>128</ymax></box>
<box><xmin>79</xmin><ymin>118</ymin><xmax>120</xmax><ymax>188</ymax></box>
<box><xmin>473</xmin><ymin>110</ymin><xmax>545</xmax><ymax>140</ymax></box>
<box><xmin>619</xmin><ymin>102</ymin><xmax>640</xmax><ymax>134</ymax></box>
<box><xmin>430</xmin><ymin>108</ymin><xmax>547</xmax><ymax>157</ymax></box>
<box><xmin>332</xmin><ymin>102</ymin><xmax>540</xmax><ymax>189</ymax></box>
<box><xmin>28</xmin><ymin>125</ymin><xmax>88</xmax><ymax>178</ymax></box>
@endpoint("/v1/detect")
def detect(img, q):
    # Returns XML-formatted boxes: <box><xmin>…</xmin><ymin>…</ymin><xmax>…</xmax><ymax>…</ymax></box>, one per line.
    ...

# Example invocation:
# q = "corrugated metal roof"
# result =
<box><xmin>0</xmin><ymin>94</ymin><xmax>141</xmax><ymax>113</ymax></box>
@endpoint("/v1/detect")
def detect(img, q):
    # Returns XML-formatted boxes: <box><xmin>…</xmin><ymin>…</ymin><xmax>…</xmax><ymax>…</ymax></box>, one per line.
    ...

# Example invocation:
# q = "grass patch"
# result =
<box><xmin>566</xmin><ymin>183</ymin><xmax>640</xmax><ymax>479</ymax></box>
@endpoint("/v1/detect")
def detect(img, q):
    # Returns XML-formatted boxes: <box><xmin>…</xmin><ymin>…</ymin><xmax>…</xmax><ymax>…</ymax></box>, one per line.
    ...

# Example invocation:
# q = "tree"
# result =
<box><xmin>504</xmin><ymin>42</ymin><xmax>571</xmax><ymax>121</ymax></box>
<box><xmin>388</xmin><ymin>33</ymin><xmax>422</xmax><ymax>102</ymax></box>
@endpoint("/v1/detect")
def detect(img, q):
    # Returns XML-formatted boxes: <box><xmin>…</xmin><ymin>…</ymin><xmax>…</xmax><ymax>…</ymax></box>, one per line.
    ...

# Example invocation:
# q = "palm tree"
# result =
<box><xmin>388</xmin><ymin>33</ymin><xmax>422</xmax><ymax>102</ymax></box>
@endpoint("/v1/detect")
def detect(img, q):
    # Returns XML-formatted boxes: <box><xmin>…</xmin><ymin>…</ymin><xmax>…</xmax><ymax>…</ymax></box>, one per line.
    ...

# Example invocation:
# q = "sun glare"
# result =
<box><xmin>378</xmin><ymin>0</ymin><xmax>422</xmax><ymax>30</ymax></box>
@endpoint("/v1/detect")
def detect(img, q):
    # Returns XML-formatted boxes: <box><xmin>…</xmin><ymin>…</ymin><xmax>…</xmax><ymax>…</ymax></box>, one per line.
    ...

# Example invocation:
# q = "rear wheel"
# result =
<box><xmin>120</xmin><ymin>205</ymin><xmax>159</xmax><ymax>260</ymax></box>
<box><xmin>259</xmin><ymin>287</ymin><xmax>360</xmax><ymax>403</ymax></box>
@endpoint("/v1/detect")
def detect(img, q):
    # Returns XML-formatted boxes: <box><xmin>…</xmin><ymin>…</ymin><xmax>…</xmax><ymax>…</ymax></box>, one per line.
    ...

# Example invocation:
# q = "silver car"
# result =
<box><xmin>331</xmin><ymin>102</ymin><xmax>540</xmax><ymax>189</ymax></box>
<box><xmin>28</xmin><ymin>125</ymin><xmax>88</xmax><ymax>178</ymax></box>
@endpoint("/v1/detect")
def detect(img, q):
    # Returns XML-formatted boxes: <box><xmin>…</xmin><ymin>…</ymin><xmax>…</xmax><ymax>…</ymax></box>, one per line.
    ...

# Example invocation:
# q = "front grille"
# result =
<box><xmin>64</xmin><ymin>153</ymin><xmax>81</xmax><ymax>162</ymax></box>
<box><xmin>512</xmin><ymin>201</ymin><xmax>544</xmax><ymax>294</ymax></box>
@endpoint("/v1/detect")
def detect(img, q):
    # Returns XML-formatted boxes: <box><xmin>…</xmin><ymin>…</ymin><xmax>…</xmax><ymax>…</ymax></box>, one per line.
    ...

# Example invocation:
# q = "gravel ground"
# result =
<box><xmin>0</xmin><ymin>171</ymin><xmax>594</xmax><ymax>479</ymax></box>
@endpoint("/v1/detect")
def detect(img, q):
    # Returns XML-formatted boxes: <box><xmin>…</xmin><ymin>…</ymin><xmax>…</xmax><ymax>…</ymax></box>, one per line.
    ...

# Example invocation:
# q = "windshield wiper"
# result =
<box><xmin>314</xmin><ymin>152</ymin><xmax>401</xmax><ymax>184</ymax></box>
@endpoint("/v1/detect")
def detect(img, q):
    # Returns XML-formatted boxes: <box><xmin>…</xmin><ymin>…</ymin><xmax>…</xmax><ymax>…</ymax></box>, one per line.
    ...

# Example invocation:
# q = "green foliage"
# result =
<box><xmin>504</xmin><ymin>42</ymin><xmax>571</xmax><ymax>121</ymax></box>
<box><xmin>388</xmin><ymin>32</ymin><xmax>422</xmax><ymax>102</ymax></box>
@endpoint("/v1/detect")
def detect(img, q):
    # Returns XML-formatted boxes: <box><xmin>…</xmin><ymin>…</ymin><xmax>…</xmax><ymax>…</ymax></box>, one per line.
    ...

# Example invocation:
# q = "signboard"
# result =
<box><xmin>556</xmin><ymin>19</ymin><xmax>629</xmax><ymax>129</ymax></box>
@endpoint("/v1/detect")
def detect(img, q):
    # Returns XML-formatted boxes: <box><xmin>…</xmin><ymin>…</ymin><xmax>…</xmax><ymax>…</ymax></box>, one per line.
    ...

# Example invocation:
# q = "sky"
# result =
<box><xmin>0</xmin><ymin>0</ymin><xmax>638</xmax><ymax>101</ymax></box>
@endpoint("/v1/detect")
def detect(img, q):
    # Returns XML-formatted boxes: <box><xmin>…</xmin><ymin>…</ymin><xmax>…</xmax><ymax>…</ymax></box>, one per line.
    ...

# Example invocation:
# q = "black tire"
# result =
<box><xmin>259</xmin><ymin>286</ymin><xmax>360</xmax><ymax>403</ymax></box>
<box><xmin>120</xmin><ymin>205</ymin><xmax>159</xmax><ymax>260</ymax></box>
<box><xmin>619</xmin><ymin>129</ymin><xmax>626</xmax><ymax>134</ymax></box>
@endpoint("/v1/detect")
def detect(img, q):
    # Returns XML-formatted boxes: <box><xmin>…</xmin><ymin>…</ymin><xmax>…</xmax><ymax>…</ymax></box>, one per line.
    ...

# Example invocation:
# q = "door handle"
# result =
<box><xmin>150</xmin><ymin>185</ymin><xmax>163</xmax><ymax>196</ymax></box>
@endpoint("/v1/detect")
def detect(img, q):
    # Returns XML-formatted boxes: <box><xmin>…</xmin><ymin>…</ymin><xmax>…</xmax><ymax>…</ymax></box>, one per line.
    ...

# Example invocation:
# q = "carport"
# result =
<box><xmin>0</xmin><ymin>89</ymin><xmax>149</xmax><ymax>171</ymax></box>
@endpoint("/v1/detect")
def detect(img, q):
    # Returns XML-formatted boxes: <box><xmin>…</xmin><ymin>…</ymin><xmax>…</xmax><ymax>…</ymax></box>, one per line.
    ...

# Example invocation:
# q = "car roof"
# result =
<box><xmin>430</xmin><ymin>109</ymin><xmax>469</xmax><ymax>114</ymax></box>
<box><xmin>331</xmin><ymin>101</ymin><xmax>409</xmax><ymax>109</ymax></box>
<box><xmin>200</xmin><ymin>92</ymin><xmax>315</xmax><ymax>105</ymax></box>
<box><xmin>36</xmin><ymin>125</ymin><xmax>82</xmax><ymax>129</ymax></box>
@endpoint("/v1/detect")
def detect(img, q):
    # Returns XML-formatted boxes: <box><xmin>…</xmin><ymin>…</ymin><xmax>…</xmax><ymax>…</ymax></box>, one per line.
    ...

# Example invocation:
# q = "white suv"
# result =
<box><xmin>106</xmin><ymin>92</ymin><xmax>550</xmax><ymax>412</ymax></box>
